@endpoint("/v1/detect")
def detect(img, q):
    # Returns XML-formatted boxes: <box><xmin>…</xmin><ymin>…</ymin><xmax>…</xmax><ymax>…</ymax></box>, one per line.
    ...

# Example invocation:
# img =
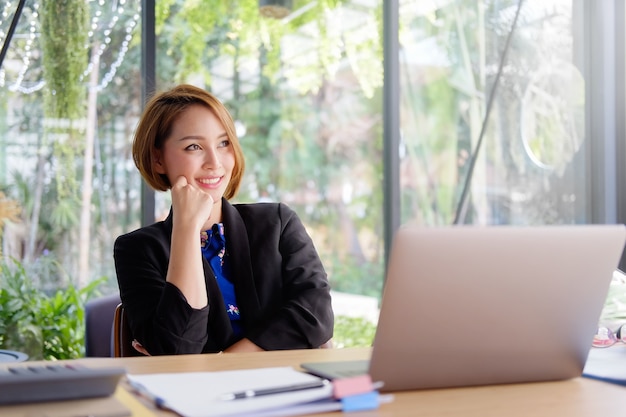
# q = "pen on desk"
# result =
<box><xmin>128</xmin><ymin>380</ymin><xmax>169</xmax><ymax>410</ymax></box>
<box><xmin>219</xmin><ymin>379</ymin><xmax>330</xmax><ymax>401</ymax></box>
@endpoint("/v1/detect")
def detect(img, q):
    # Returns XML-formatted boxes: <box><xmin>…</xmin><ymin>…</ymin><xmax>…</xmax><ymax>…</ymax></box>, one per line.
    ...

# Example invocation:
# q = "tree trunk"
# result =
<box><xmin>78</xmin><ymin>44</ymin><xmax>99</xmax><ymax>287</ymax></box>
<box><xmin>25</xmin><ymin>138</ymin><xmax>46</xmax><ymax>263</ymax></box>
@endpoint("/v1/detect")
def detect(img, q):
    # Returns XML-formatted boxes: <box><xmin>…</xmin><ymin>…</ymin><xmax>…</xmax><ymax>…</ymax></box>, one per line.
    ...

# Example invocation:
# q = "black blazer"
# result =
<box><xmin>113</xmin><ymin>199</ymin><xmax>334</xmax><ymax>355</ymax></box>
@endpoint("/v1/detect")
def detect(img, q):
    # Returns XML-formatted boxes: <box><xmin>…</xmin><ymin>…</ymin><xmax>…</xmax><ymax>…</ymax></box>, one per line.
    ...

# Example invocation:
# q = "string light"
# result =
<box><xmin>8</xmin><ymin>2</ymin><xmax>39</xmax><ymax>93</ymax></box>
<box><xmin>0</xmin><ymin>2</ymin><xmax>37</xmax><ymax>90</ymax></box>
<box><xmin>0</xmin><ymin>1</ymin><xmax>16</xmax><ymax>40</ymax></box>
<box><xmin>1</xmin><ymin>0</ymin><xmax>140</xmax><ymax>94</ymax></box>
<box><xmin>82</xmin><ymin>1</ymin><xmax>140</xmax><ymax>92</ymax></box>
<box><xmin>97</xmin><ymin>13</ymin><xmax>139</xmax><ymax>91</ymax></box>
<box><xmin>0</xmin><ymin>1</ymin><xmax>13</xmax><ymax>88</ymax></box>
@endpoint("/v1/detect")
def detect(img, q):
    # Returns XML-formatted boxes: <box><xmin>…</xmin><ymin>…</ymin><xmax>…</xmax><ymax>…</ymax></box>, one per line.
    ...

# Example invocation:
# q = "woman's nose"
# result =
<box><xmin>202</xmin><ymin>149</ymin><xmax>221</xmax><ymax>169</ymax></box>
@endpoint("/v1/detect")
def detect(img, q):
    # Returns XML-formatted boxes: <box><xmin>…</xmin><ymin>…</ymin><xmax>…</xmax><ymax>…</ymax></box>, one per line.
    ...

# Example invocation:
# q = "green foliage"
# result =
<box><xmin>50</xmin><ymin>197</ymin><xmax>80</xmax><ymax>231</ymax></box>
<box><xmin>600</xmin><ymin>271</ymin><xmax>626</xmax><ymax>327</ymax></box>
<box><xmin>333</xmin><ymin>315</ymin><xmax>376</xmax><ymax>348</ymax></box>
<box><xmin>40</xmin><ymin>0</ymin><xmax>89</xmax><ymax>120</ymax></box>
<box><xmin>40</xmin><ymin>0</ymin><xmax>89</xmax><ymax>203</ymax></box>
<box><xmin>9</xmin><ymin>170</ymin><xmax>76</xmax><ymax>252</ymax></box>
<box><xmin>0</xmin><ymin>258</ymin><xmax>103</xmax><ymax>360</ymax></box>
<box><xmin>327</xmin><ymin>255</ymin><xmax>383</xmax><ymax>299</ymax></box>
<box><xmin>157</xmin><ymin>0</ymin><xmax>382</xmax><ymax>95</ymax></box>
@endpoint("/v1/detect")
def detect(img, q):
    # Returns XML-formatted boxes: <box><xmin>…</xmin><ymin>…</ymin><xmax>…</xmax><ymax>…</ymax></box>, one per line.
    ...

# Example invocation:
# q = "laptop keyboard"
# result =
<box><xmin>0</xmin><ymin>363</ymin><xmax>126</xmax><ymax>405</ymax></box>
<box><xmin>301</xmin><ymin>359</ymin><xmax>370</xmax><ymax>380</ymax></box>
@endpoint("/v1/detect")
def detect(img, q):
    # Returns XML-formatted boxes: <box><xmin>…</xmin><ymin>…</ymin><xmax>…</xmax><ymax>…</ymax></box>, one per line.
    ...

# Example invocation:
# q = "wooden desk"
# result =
<box><xmin>3</xmin><ymin>347</ymin><xmax>626</xmax><ymax>416</ymax></box>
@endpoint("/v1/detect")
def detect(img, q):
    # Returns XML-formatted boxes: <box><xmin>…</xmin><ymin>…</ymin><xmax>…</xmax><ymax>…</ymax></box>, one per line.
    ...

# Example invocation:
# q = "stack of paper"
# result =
<box><xmin>127</xmin><ymin>366</ymin><xmax>390</xmax><ymax>417</ymax></box>
<box><xmin>583</xmin><ymin>345</ymin><xmax>626</xmax><ymax>386</ymax></box>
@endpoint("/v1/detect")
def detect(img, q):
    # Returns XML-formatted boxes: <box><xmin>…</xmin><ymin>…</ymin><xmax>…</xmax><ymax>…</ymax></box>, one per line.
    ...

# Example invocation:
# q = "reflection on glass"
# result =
<box><xmin>399</xmin><ymin>0</ymin><xmax>584</xmax><ymax>226</ymax></box>
<box><xmin>157</xmin><ymin>1</ymin><xmax>385</xmax><ymax>312</ymax></box>
<box><xmin>0</xmin><ymin>1</ymin><xmax>608</xmax><ymax>353</ymax></box>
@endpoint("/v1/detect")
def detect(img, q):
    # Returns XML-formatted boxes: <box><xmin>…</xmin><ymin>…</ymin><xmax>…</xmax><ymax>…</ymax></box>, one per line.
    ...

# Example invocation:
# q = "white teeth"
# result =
<box><xmin>198</xmin><ymin>178</ymin><xmax>220</xmax><ymax>185</ymax></box>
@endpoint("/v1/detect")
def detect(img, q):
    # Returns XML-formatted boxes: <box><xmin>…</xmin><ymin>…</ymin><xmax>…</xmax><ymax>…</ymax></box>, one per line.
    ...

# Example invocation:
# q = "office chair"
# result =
<box><xmin>113</xmin><ymin>303</ymin><xmax>140</xmax><ymax>357</ymax></box>
<box><xmin>84</xmin><ymin>293</ymin><xmax>121</xmax><ymax>357</ymax></box>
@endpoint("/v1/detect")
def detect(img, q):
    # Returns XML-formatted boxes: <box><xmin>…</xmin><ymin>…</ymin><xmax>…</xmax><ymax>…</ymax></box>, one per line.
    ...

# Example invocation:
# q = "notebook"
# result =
<box><xmin>302</xmin><ymin>224</ymin><xmax>626</xmax><ymax>392</ymax></box>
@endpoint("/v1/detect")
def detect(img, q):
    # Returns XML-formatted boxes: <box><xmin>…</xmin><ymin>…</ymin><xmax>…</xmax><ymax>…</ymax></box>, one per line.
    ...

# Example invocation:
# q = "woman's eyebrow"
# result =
<box><xmin>175</xmin><ymin>132</ymin><xmax>228</xmax><ymax>142</ymax></box>
<box><xmin>176</xmin><ymin>135</ymin><xmax>204</xmax><ymax>142</ymax></box>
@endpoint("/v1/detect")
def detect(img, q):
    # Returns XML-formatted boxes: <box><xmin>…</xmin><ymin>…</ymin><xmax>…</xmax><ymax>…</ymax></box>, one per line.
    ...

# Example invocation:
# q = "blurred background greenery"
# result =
<box><xmin>1</xmin><ymin>0</ymin><xmax>624</xmax><ymax>359</ymax></box>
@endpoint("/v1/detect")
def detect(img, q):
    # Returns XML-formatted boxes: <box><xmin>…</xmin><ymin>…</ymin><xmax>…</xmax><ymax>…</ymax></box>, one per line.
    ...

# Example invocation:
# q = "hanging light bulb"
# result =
<box><xmin>259</xmin><ymin>0</ymin><xmax>293</xmax><ymax>19</ymax></box>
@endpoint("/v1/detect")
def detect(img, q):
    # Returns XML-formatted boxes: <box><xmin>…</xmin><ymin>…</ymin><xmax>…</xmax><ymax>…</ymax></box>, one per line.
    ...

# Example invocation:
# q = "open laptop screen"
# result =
<box><xmin>304</xmin><ymin>225</ymin><xmax>626</xmax><ymax>392</ymax></box>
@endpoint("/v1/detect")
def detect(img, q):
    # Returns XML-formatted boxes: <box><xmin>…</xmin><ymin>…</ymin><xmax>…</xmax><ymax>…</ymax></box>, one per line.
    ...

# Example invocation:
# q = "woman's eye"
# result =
<box><xmin>185</xmin><ymin>144</ymin><xmax>201</xmax><ymax>151</ymax></box>
<box><xmin>218</xmin><ymin>140</ymin><xmax>230</xmax><ymax>148</ymax></box>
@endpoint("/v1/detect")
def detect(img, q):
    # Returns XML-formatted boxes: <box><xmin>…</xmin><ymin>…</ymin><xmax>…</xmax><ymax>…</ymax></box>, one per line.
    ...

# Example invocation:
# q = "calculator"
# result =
<box><xmin>0</xmin><ymin>363</ymin><xmax>126</xmax><ymax>405</ymax></box>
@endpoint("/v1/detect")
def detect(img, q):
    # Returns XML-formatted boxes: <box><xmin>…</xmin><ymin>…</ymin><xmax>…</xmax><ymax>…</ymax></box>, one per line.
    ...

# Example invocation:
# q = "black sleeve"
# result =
<box><xmin>113</xmin><ymin>229</ymin><xmax>210</xmax><ymax>355</ymax></box>
<box><xmin>246</xmin><ymin>204</ymin><xmax>334</xmax><ymax>349</ymax></box>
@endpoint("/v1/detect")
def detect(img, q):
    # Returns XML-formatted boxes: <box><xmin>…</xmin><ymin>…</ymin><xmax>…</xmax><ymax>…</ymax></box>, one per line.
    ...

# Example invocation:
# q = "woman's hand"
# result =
<box><xmin>223</xmin><ymin>338</ymin><xmax>264</xmax><ymax>353</ymax></box>
<box><xmin>132</xmin><ymin>339</ymin><xmax>151</xmax><ymax>356</ymax></box>
<box><xmin>166</xmin><ymin>175</ymin><xmax>211</xmax><ymax>309</ymax></box>
<box><xmin>170</xmin><ymin>175</ymin><xmax>214</xmax><ymax>232</ymax></box>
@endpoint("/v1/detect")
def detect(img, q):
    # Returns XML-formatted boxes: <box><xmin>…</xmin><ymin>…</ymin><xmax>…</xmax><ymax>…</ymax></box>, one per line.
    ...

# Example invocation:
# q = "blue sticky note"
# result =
<box><xmin>340</xmin><ymin>391</ymin><xmax>379</xmax><ymax>412</ymax></box>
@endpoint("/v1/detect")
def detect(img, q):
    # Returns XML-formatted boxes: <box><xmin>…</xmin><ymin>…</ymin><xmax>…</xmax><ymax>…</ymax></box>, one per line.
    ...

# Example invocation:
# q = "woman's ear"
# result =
<box><xmin>154</xmin><ymin>150</ymin><xmax>166</xmax><ymax>174</ymax></box>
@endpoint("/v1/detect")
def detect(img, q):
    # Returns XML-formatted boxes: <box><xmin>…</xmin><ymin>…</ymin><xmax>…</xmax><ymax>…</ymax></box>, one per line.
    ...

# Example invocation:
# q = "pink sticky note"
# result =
<box><xmin>332</xmin><ymin>374</ymin><xmax>374</xmax><ymax>399</ymax></box>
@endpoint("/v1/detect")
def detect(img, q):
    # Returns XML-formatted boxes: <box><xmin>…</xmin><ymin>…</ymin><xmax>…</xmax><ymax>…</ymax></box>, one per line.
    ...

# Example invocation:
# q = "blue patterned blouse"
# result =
<box><xmin>200</xmin><ymin>223</ymin><xmax>242</xmax><ymax>337</ymax></box>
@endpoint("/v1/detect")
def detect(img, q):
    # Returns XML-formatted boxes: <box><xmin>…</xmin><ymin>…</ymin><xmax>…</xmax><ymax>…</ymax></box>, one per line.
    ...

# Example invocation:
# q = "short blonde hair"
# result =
<box><xmin>132</xmin><ymin>84</ymin><xmax>245</xmax><ymax>199</ymax></box>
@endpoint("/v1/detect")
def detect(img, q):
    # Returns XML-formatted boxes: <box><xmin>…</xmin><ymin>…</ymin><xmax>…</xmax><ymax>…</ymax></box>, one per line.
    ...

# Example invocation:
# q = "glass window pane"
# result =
<box><xmin>0</xmin><ymin>1</ymin><xmax>386</xmax><ymax>351</ymax></box>
<box><xmin>155</xmin><ymin>0</ymin><xmax>385</xmax><ymax>344</ymax></box>
<box><xmin>0</xmin><ymin>1</ymin><xmax>143</xmax><ymax>292</ymax></box>
<box><xmin>399</xmin><ymin>0</ymin><xmax>585</xmax><ymax>225</ymax></box>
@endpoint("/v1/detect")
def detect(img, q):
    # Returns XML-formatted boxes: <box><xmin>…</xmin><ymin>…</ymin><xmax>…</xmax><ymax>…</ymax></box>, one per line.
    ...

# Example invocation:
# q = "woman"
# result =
<box><xmin>114</xmin><ymin>84</ymin><xmax>333</xmax><ymax>355</ymax></box>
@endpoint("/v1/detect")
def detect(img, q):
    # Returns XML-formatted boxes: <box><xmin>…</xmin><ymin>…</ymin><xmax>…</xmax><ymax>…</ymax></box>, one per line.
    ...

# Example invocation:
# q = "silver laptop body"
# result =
<box><xmin>303</xmin><ymin>225</ymin><xmax>626</xmax><ymax>392</ymax></box>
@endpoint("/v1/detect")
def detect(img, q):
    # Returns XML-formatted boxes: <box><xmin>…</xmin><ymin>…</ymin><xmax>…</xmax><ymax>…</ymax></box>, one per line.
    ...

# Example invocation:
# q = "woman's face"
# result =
<box><xmin>155</xmin><ymin>104</ymin><xmax>235</xmax><ymax>203</ymax></box>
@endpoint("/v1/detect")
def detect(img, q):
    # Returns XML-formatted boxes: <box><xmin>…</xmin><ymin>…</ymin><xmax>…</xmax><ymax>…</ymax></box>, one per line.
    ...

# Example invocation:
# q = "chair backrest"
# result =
<box><xmin>113</xmin><ymin>303</ymin><xmax>138</xmax><ymax>357</ymax></box>
<box><xmin>84</xmin><ymin>293</ymin><xmax>121</xmax><ymax>357</ymax></box>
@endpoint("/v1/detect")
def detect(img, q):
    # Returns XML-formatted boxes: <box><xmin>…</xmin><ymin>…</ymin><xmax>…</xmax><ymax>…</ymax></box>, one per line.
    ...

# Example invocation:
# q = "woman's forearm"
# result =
<box><xmin>167</xmin><ymin>223</ymin><xmax>208</xmax><ymax>309</ymax></box>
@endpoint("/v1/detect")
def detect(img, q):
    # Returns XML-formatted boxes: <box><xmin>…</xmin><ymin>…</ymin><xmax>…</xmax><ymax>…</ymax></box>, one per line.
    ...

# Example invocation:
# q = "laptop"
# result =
<box><xmin>302</xmin><ymin>224</ymin><xmax>626</xmax><ymax>392</ymax></box>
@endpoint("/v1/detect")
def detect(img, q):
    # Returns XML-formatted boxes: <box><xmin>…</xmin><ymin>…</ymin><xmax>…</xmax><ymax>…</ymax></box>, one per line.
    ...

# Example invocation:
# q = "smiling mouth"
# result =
<box><xmin>198</xmin><ymin>177</ymin><xmax>221</xmax><ymax>185</ymax></box>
